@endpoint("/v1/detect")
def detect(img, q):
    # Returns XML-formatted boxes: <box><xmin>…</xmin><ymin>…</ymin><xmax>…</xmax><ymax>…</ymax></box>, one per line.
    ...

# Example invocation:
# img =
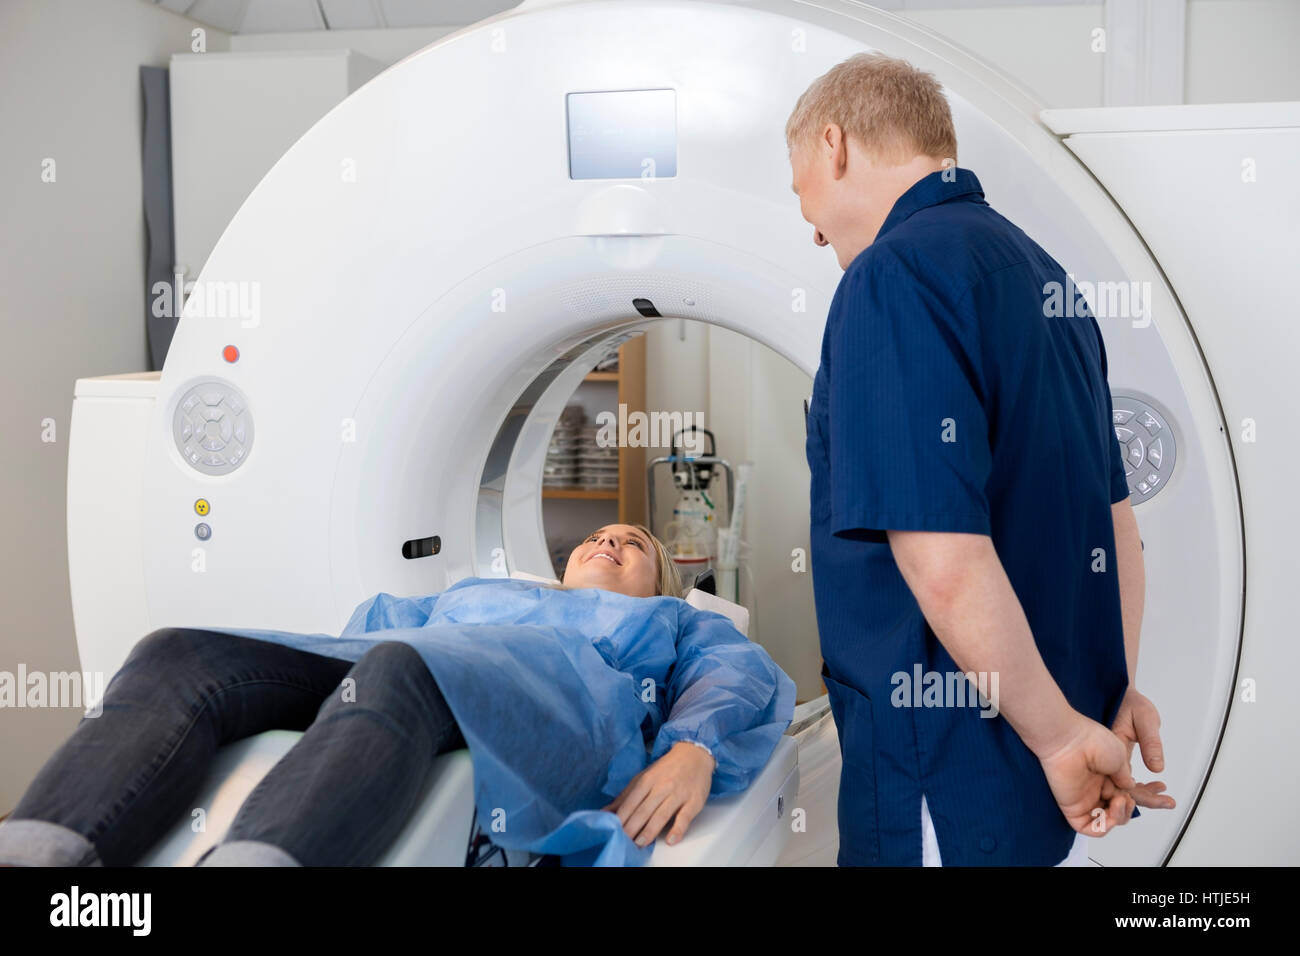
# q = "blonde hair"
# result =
<box><xmin>632</xmin><ymin>522</ymin><xmax>686</xmax><ymax>599</ymax></box>
<box><xmin>785</xmin><ymin>52</ymin><xmax>957</xmax><ymax>165</ymax></box>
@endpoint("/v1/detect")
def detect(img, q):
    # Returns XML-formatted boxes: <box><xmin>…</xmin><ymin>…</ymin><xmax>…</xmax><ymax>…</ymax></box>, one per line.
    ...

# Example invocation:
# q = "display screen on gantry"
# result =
<box><xmin>566</xmin><ymin>89</ymin><xmax>677</xmax><ymax>180</ymax></box>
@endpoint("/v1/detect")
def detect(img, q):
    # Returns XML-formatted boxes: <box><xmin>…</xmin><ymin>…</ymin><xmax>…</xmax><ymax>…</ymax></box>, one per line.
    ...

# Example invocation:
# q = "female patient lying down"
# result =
<box><xmin>0</xmin><ymin>524</ymin><xmax>796</xmax><ymax>867</ymax></box>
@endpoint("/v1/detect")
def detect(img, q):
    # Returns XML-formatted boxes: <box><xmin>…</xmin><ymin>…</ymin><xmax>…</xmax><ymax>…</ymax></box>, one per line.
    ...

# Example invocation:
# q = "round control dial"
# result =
<box><xmin>1111</xmin><ymin>394</ymin><xmax>1174</xmax><ymax>504</ymax></box>
<box><xmin>172</xmin><ymin>380</ymin><xmax>254</xmax><ymax>476</ymax></box>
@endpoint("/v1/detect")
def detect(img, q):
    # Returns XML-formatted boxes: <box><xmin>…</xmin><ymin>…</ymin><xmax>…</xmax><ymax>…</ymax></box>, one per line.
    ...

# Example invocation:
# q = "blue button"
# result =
<box><xmin>979</xmin><ymin>836</ymin><xmax>997</xmax><ymax>853</ymax></box>
<box><xmin>195</xmin><ymin>523</ymin><xmax>211</xmax><ymax>541</ymax></box>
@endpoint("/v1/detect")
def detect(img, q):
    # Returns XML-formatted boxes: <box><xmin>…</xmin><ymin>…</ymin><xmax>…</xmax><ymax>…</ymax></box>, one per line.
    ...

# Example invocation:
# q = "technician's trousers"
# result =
<box><xmin>0</xmin><ymin>627</ymin><xmax>465</xmax><ymax>867</ymax></box>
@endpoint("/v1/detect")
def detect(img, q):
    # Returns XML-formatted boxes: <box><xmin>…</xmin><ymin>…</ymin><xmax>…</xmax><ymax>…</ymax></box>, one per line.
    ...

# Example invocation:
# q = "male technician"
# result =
<box><xmin>789</xmin><ymin>53</ymin><xmax>1175</xmax><ymax>865</ymax></box>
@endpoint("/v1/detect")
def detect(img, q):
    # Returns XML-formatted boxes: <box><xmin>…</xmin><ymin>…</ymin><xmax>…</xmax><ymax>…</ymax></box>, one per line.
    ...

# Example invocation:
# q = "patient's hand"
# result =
<box><xmin>602</xmin><ymin>741</ymin><xmax>715</xmax><ymax>849</ymax></box>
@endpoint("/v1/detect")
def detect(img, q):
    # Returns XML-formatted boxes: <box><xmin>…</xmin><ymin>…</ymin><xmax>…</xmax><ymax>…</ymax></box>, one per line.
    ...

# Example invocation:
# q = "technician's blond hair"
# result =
<box><xmin>785</xmin><ymin>52</ymin><xmax>957</xmax><ymax>165</ymax></box>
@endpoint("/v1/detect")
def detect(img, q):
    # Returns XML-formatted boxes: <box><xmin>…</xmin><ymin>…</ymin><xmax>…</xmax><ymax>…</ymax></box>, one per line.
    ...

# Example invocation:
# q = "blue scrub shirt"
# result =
<box><xmin>805</xmin><ymin>168</ymin><xmax>1132</xmax><ymax>866</ymax></box>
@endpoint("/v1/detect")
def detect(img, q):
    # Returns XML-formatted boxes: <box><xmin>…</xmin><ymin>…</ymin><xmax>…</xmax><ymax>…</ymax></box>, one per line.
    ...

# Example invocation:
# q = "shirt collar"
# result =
<box><xmin>874</xmin><ymin>167</ymin><xmax>985</xmax><ymax>240</ymax></box>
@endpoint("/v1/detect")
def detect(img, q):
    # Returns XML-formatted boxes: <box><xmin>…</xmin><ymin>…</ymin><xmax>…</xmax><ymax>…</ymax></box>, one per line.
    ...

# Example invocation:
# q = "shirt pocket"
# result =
<box><xmin>821</xmin><ymin>663</ymin><xmax>880</xmax><ymax>864</ymax></box>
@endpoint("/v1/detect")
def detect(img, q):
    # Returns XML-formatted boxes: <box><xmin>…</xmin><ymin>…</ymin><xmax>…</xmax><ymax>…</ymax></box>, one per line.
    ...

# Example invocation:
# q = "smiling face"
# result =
<box><xmin>790</xmin><ymin>128</ymin><xmax>945</xmax><ymax>271</ymax></box>
<box><xmin>785</xmin><ymin>53</ymin><xmax>959</xmax><ymax>271</ymax></box>
<box><xmin>790</xmin><ymin>131</ymin><xmax>862</xmax><ymax>268</ymax></box>
<box><xmin>562</xmin><ymin>524</ymin><xmax>660</xmax><ymax>598</ymax></box>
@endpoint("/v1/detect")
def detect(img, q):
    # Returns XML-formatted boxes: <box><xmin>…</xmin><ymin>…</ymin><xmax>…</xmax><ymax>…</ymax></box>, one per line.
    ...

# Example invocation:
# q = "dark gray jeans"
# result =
<box><xmin>0</xmin><ymin>627</ymin><xmax>465</xmax><ymax>866</ymax></box>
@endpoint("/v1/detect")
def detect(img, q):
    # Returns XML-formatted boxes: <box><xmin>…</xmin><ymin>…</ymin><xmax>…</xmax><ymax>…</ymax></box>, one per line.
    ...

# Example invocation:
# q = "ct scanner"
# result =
<box><xmin>64</xmin><ymin>0</ymin><xmax>1299</xmax><ymax>865</ymax></box>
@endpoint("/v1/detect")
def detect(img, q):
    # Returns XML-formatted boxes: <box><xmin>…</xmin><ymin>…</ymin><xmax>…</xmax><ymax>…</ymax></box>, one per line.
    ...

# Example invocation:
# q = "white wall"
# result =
<box><xmin>170</xmin><ymin>49</ymin><xmax>383</xmax><ymax>281</ymax></box>
<box><xmin>0</xmin><ymin>0</ymin><xmax>230</xmax><ymax>815</ymax></box>
<box><xmin>899</xmin><ymin>1</ymin><xmax>1300</xmax><ymax>108</ymax></box>
<box><xmin>1186</xmin><ymin>0</ymin><xmax>1300</xmax><ymax>103</ymax></box>
<box><xmin>906</xmin><ymin>3</ymin><xmax>1107</xmax><ymax>107</ymax></box>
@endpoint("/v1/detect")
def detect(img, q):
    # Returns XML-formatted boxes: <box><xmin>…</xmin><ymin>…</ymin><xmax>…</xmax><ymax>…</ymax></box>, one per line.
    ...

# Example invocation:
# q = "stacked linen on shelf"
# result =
<box><xmin>543</xmin><ymin>404</ymin><xmax>587</xmax><ymax>488</ymax></box>
<box><xmin>592</xmin><ymin>347</ymin><xmax>619</xmax><ymax>373</ymax></box>
<box><xmin>579</xmin><ymin>432</ymin><xmax>619</xmax><ymax>489</ymax></box>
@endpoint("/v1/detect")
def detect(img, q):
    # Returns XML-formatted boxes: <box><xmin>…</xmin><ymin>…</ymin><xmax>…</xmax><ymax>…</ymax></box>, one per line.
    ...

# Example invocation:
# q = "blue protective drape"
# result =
<box><xmin>199</xmin><ymin>577</ymin><xmax>797</xmax><ymax>865</ymax></box>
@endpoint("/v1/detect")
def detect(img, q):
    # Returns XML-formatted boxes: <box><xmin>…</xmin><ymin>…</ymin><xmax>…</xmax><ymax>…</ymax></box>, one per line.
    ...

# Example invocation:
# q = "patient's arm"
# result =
<box><xmin>650</xmin><ymin>603</ymin><xmax>796</xmax><ymax>793</ymax></box>
<box><xmin>604</xmin><ymin>602</ymin><xmax>796</xmax><ymax>848</ymax></box>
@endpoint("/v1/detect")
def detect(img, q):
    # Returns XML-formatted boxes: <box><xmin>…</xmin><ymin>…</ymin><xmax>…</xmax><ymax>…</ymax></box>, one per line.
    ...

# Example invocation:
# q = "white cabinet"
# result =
<box><xmin>169</xmin><ymin>50</ymin><xmax>383</xmax><ymax>282</ymax></box>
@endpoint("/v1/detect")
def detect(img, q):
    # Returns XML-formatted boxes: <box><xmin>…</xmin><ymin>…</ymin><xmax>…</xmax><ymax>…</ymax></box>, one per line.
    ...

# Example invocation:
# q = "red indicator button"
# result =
<box><xmin>222</xmin><ymin>345</ymin><xmax>239</xmax><ymax>363</ymax></box>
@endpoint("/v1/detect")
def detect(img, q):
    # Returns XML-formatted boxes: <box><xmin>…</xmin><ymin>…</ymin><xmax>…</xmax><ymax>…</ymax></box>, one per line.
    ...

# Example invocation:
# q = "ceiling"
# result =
<box><xmin>148</xmin><ymin>0</ymin><xmax>525</xmax><ymax>34</ymax></box>
<box><xmin>149</xmin><ymin>0</ymin><xmax>1102</xmax><ymax>35</ymax></box>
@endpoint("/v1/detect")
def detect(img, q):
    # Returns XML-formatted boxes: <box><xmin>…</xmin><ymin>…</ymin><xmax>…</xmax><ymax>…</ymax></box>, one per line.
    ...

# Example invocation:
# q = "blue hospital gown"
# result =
<box><xmin>196</xmin><ymin>577</ymin><xmax>797</xmax><ymax>866</ymax></box>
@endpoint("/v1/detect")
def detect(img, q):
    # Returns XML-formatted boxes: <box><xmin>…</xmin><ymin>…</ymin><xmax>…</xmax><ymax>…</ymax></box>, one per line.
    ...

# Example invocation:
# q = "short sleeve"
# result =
<box><xmin>1091</xmin><ymin>317</ymin><xmax>1133</xmax><ymax>505</ymax></box>
<box><xmin>1103</xmin><ymin>391</ymin><xmax>1132</xmax><ymax>504</ymax></box>
<box><xmin>826</xmin><ymin>256</ymin><xmax>993</xmax><ymax>542</ymax></box>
